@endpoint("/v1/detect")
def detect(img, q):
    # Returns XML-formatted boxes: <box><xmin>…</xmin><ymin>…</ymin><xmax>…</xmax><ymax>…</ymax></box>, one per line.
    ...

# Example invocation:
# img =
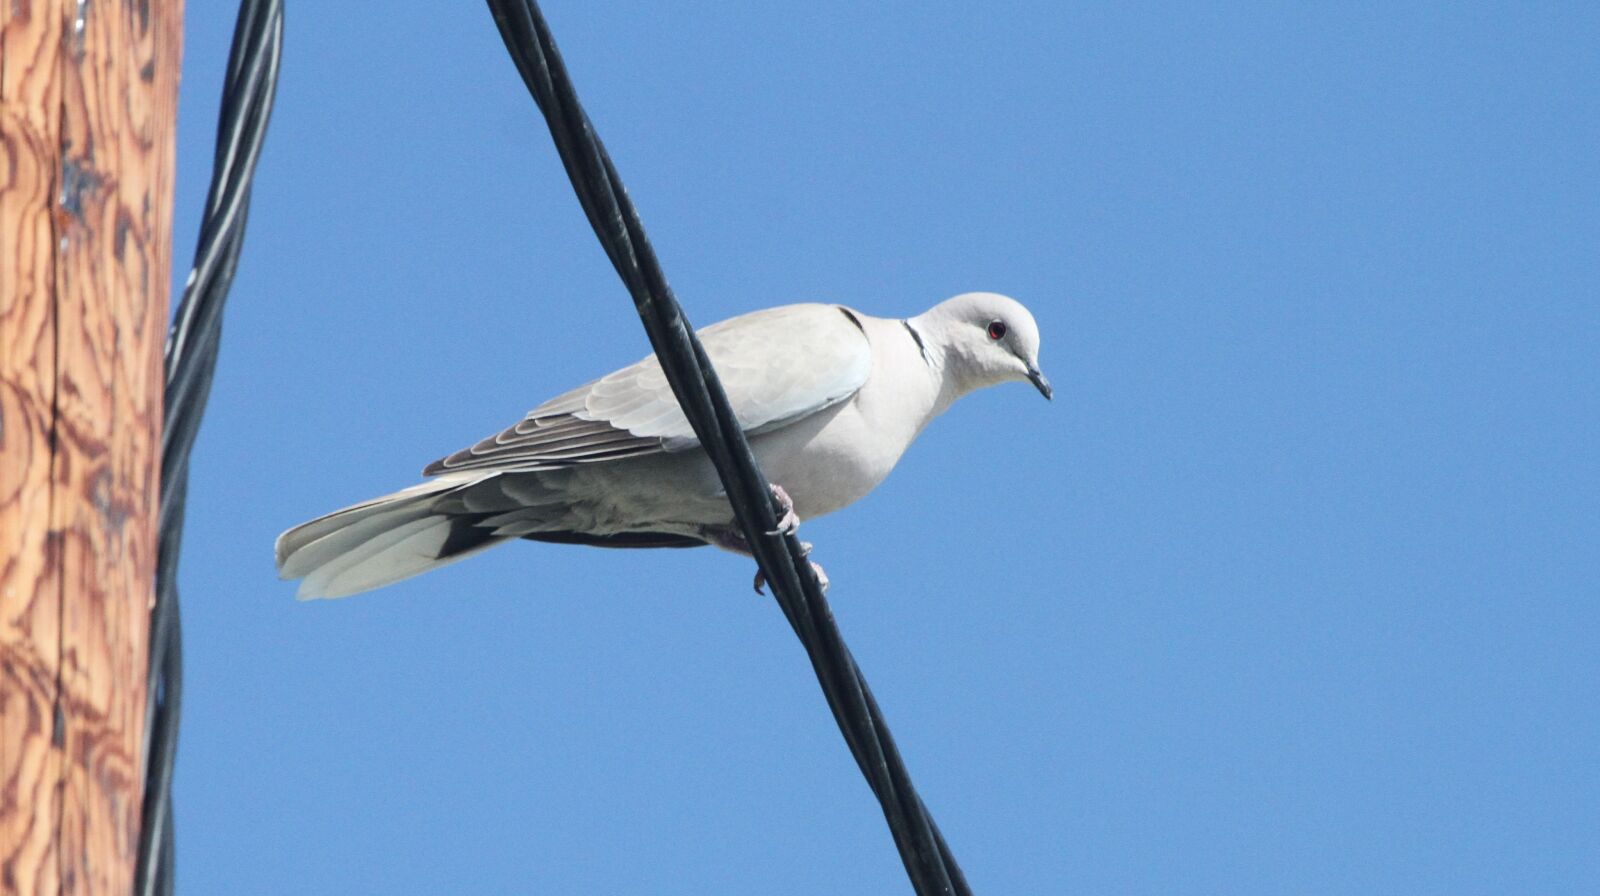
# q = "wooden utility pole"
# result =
<box><xmin>1</xmin><ymin>1</ymin><xmax>181</xmax><ymax>893</ymax></box>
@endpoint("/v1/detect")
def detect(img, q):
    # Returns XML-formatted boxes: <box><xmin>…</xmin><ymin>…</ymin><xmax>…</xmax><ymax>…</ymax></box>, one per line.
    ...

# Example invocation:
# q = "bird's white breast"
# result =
<box><xmin>748</xmin><ymin>313</ymin><xmax>940</xmax><ymax>519</ymax></box>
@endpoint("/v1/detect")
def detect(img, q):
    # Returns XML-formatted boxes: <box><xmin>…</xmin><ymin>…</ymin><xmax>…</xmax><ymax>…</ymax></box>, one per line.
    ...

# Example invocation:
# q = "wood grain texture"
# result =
<box><xmin>1</xmin><ymin>1</ymin><xmax>182</xmax><ymax>893</ymax></box>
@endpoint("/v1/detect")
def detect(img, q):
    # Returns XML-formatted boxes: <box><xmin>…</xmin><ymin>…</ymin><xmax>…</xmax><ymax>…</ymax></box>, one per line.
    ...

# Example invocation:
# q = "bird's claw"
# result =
<box><xmin>809</xmin><ymin>560</ymin><xmax>831</xmax><ymax>592</ymax></box>
<box><xmin>753</xmin><ymin>544</ymin><xmax>827</xmax><ymax>595</ymax></box>
<box><xmin>766</xmin><ymin>483</ymin><xmax>801</xmax><ymax>537</ymax></box>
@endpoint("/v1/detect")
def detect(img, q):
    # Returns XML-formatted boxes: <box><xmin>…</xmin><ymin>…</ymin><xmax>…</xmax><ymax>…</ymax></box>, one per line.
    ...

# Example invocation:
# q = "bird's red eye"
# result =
<box><xmin>986</xmin><ymin>320</ymin><xmax>1007</xmax><ymax>340</ymax></box>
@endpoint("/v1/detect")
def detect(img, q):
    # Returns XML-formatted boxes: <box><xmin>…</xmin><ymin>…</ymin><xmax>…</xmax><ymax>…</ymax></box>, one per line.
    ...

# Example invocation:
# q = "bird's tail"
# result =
<box><xmin>275</xmin><ymin>475</ymin><xmax>512</xmax><ymax>600</ymax></box>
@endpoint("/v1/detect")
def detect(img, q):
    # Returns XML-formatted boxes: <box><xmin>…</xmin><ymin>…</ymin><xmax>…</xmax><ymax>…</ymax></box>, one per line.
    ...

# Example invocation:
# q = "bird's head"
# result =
<box><xmin>917</xmin><ymin>292</ymin><xmax>1051</xmax><ymax>400</ymax></box>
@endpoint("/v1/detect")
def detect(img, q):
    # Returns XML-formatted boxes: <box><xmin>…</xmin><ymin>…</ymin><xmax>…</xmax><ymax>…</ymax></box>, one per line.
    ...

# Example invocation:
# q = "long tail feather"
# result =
<box><xmin>275</xmin><ymin>476</ymin><xmax>511</xmax><ymax>600</ymax></box>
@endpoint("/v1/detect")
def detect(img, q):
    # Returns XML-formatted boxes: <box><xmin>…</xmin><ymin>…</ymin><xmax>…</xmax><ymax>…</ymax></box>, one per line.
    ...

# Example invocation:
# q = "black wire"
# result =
<box><xmin>485</xmin><ymin>3</ymin><xmax>971</xmax><ymax>892</ymax></box>
<box><xmin>137</xmin><ymin>3</ymin><xmax>283</xmax><ymax>895</ymax></box>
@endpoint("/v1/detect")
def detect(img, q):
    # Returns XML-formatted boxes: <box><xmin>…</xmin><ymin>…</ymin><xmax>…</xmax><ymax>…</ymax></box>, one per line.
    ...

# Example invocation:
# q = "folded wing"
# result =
<box><xmin>423</xmin><ymin>304</ymin><xmax>872</xmax><ymax>475</ymax></box>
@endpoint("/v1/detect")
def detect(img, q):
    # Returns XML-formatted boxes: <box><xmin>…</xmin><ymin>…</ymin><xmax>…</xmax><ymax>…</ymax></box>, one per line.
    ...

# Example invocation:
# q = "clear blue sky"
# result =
<box><xmin>171</xmin><ymin>4</ymin><xmax>1597</xmax><ymax>893</ymax></box>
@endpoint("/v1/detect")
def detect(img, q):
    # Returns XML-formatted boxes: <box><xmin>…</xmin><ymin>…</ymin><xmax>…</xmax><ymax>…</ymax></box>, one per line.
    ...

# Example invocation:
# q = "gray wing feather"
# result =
<box><xmin>423</xmin><ymin>304</ymin><xmax>871</xmax><ymax>475</ymax></box>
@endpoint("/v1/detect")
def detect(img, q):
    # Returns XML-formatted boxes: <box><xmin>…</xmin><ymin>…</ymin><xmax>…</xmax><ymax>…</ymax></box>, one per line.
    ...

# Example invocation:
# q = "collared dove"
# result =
<box><xmin>276</xmin><ymin>291</ymin><xmax>1050</xmax><ymax>599</ymax></box>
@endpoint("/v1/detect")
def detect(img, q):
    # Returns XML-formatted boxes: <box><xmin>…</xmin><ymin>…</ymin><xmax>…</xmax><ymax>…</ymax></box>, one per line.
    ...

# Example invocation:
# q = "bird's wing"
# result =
<box><xmin>423</xmin><ymin>304</ymin><xmax>872</xmax><ymax>475</ymax></box>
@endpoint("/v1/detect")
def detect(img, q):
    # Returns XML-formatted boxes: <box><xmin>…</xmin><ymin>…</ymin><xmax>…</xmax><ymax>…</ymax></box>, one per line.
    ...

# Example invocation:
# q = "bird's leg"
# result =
<box><xmin>701</xmin><ymin>524</ymin><xmax>753</xmax><ymax>555</ymax></box>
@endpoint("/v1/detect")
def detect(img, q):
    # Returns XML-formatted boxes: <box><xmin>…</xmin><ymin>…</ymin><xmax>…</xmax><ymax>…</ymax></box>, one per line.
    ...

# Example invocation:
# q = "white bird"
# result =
<box><xmin>275</xmin><ymin>292</ymin><xmax>1051</xmax><ymax>599</ymax></box>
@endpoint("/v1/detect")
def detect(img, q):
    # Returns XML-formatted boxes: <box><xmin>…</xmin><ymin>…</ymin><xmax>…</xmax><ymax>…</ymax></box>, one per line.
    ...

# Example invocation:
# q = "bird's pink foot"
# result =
<box><xmin>768</xmin><ymin>483</ymin><xmax>801</xmax><ymax>537</ymax></box>
<box><xmin>699</xmin><ymin>488</ymin><xmax>822</xmax><ymax>595</ymax></box>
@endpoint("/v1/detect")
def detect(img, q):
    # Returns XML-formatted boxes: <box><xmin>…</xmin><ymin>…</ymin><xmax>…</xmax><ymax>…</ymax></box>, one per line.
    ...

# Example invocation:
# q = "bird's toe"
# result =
<box><xmin>766</xmin><ymin>483</ymin><xmax>801</xmax><ymax>537</ymax></box>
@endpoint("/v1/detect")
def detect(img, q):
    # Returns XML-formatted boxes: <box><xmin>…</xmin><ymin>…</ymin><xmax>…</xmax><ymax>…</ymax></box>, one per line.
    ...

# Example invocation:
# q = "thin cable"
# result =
<box><xmin>485</xmin><ymin>3</ymin><xmax>970</xmax><ymax>892</ymax></box>
<box><xmin>137</xmin><ymin>3</ymin><xmax>283</xmax><ymax>894</ymax></box>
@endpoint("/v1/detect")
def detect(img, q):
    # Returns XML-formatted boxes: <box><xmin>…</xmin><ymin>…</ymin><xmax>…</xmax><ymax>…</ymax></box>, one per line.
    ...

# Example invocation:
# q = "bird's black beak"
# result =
<box><xmin>1027</xmin><ymin>367</ymin><xmax>1053</xmax><ymax>400</ymax></box>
